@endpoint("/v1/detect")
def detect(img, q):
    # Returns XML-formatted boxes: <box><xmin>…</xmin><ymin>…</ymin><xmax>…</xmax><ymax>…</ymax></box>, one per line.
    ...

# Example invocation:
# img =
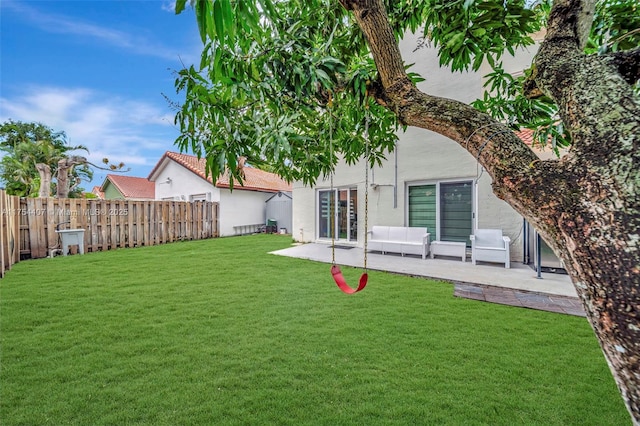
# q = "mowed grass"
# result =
<box><xmin>0</xmin><ymin>235</ymin><xmax>628</xmax><ymax>425</ymax></box>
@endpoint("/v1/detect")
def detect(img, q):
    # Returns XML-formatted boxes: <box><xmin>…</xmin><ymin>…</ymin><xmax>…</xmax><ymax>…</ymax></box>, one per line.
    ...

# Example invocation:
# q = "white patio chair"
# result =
<box><xmin>470</xmin><ymin>229</ymin><xmax>511</xmax><ymax>268</ymax></box>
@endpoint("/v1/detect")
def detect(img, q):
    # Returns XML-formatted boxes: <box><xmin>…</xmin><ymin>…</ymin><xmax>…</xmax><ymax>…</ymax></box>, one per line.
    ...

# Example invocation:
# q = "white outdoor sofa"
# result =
<box><xmin>470</xmin><ymin>228</ymin><xmax>511</xmax><ymax>268</ymax></box>
<box><xmin>367</xmin><ymin>226</ymin><xmax>430</xmax><ymax>259</ymax></box>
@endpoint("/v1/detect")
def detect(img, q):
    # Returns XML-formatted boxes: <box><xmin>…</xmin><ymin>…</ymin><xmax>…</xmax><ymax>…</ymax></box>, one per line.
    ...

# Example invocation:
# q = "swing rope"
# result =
<box><xmin>329</xmin><ymin>102</ymin><xmax>369</xmax><ymax>294</ymax></box>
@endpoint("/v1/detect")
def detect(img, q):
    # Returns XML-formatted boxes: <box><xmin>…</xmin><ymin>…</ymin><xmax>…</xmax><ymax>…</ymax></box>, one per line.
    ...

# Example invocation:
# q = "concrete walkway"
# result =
<box><xmin>271</xmin><ymin>243</ymin><xmax>585</xmax><ymax>317</ymax></box>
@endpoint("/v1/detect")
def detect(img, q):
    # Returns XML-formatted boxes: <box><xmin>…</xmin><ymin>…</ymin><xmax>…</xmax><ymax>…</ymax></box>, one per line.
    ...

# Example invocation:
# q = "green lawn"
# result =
<box><xmin>0</xmin><ymin>235</ymin><xmax>628</xmax><ymax>425</ymax></box>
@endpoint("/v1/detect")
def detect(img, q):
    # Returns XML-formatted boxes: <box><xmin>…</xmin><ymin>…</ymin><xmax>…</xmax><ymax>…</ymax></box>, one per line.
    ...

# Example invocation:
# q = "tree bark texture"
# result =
<box><xmin>35</xmin><ymin>163</ymin><xmax>52</xmax><ymax>198</ymax></box>
<box><xmin>56</xmin><ymin>159</ymin><xmax>71</xmax><ymax>199</ymax></box>
<box><xmin>56</xmin><ymin>156</ymin><xmax>85</xmax><ymax>199</ymax></box>
<box><xmin>344</xmin><ymin>0</ymin><xmax>640</xmax><ymax>422</ymax></box>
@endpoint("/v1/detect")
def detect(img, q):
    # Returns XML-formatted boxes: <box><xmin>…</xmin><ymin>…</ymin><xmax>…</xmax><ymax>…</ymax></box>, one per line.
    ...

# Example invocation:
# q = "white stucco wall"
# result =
<box><xmin>293</xmin><ymin>31</ymin><xmax>543</xmax><ymax>263</ymax></box>
<box><xmin>294</xmin><ymin>127</ymin><xmax>525</xmax><ymax>255</ymax></box>
<box><xmin>292</xmin><ymin>180</ymin><xmax>316</xmax><ymax>243</ymax></box>
<box><xmin>219</xmin><ymin>189</ymin><xmax>271</xmax><ymax>236</ymax></box>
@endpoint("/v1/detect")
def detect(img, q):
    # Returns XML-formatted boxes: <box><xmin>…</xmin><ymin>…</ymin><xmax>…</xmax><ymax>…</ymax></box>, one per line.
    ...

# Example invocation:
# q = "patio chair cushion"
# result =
<box><xmin>473</xmin><ymin>229</ymin><xmax>506</xmax><ymax>249</ymax></box>
<box><xmin>470</xmin><ymin>228</ymin><xmax>510</xmax><ymax>268</ymax></box>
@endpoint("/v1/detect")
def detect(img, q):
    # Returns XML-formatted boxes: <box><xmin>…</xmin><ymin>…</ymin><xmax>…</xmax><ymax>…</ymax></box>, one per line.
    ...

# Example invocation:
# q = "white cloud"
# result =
<box><xmin>2</xmin><ymin>0</ymin><xmax>191</xmax><ymax>62</ymax></box>
<box><xmin>0</xmin><ymin>85</ymin><xmax>178</xmax><ymax>171</ymax></box>
<box><xmin>162</xmin><ymin>1</ymin><xmax>178</xmax><ymax>13</ymax></box>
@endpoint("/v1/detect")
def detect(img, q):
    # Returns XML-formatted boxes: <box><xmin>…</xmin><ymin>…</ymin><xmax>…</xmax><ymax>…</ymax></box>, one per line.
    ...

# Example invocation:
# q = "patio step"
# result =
<box><xmin>454</xmin><ymin>283</ymin><xmax>585</xmax><ymax>317</ymax></box>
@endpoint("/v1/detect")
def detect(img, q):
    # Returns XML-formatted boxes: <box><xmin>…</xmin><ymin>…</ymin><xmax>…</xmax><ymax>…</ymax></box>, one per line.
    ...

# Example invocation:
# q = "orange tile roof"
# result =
<box><xmin>515</xmin><ymin>128</ymin><xmax>557</xmax><ymax>146</ymax></box>
<box><xmin>103</xmin><ymin>174</ymin><xmax>155</xmax><ymax>199</ymax></box>
<box><xmin>151</xmin><ymin>151</ymin><xmax>292</xmax><ymax>193</ymax></box>
<box><xmin>216</xmin><ymin>167</ymin><xmax>292</xmax><ymax>192</ymax></box>
<box><xmin>515</xmin><ymin>128</ymin><xmax>535</xmax><ymax>146</ymax></box>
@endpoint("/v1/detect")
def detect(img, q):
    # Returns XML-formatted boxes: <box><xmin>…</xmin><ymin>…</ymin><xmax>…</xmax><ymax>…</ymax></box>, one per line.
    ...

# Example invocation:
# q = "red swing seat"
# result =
<box><xmin>327</xmin><ymin>103</ymin><xmax>371</xmax><ymax>294</ymax></box>
<box><xmin>331</xmin><ymin>264</ymin><xmax>368</xmax><ymax>294</ymax></box>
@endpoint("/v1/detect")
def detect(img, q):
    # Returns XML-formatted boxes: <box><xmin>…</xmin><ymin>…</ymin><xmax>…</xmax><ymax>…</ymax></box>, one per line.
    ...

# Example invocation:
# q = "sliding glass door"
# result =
<box><xmin>318</xmin><ymin>188</ymin><xmax>358</xmax><ymax>242</ymax></box>
<box><xmin>440</xmin><ymin>181</ymin><xmax>473</xmax><ymax>244</ymax></box>
<box><xmin>408</xmin><ymin>180</ymin><xmax>473</xmax><ymax>245</ymax></box>
<box><xmin>318</xmin><ymin>190</ymin><xmax>335</xmax><ymax>239</ymax></box>
<box><xmin>408</xmin><ymin>184</ymin><xmax>437</xmax><ymax>235</ymax></box>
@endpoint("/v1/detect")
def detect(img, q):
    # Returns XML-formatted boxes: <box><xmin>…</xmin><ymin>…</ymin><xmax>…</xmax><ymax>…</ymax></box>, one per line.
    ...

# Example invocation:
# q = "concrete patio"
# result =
<box><xmin>271</xmin><ymin>242</ymin><xmax>586</xmax><ymax>317</ymax></box>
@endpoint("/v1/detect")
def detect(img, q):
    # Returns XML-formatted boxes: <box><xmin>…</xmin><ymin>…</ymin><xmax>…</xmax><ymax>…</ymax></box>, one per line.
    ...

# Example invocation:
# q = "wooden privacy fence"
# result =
<box><xmin>17</xmin><ymin>198</ymin><xmax>219</xmax><ymax>260</ymax></box>
<box><xmin>1</xmin><ymin>190</ymin><xmax>22</xmax><ymax>277</ymax></box>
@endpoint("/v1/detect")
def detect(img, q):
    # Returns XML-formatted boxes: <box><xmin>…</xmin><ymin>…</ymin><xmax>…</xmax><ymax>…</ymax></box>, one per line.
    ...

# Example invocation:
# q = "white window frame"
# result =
<box><xmin>190</xmin><ymin>193</ymin><xmax>207</xmax><ymax>202</ymax></box>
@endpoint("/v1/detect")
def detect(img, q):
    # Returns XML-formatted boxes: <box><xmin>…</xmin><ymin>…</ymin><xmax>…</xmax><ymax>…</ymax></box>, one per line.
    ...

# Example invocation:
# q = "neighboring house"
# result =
<box><xmin>148</xmin><ymin>151</ymin><xmax>292</xmax><ymax>236</ymax></box>
<box><xmin>292</xmin><ymin>32</ymin><xmax>554</xmax><ymax>263</ymax></box>
<box><xmin>91</xmin><ymin>186</ymin><xmax>105</xmax><ymax>199</ymax></box>
<box><xmin>100</xmin><ymin>174</ymin><xmax>155</xmax><ymax>200</ymax></box>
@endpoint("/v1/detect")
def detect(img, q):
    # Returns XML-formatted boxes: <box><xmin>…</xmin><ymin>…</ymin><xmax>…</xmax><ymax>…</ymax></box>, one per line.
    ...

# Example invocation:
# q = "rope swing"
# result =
<box><xmin>329</xmin><ymin>103</ymin><xmax>370</xmax><ymax>294</ymax></box>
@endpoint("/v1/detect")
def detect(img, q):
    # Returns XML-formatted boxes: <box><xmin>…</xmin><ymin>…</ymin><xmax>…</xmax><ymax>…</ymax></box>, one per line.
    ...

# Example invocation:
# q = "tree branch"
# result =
<box><xmin>343</xmin><ymin>0</ymin><xmax>547</xmax><ymax>206</ymax></box>
<box><xmin>603</xmin><ymin>47</ymin><xmax>640</xmax><ymax>86</ymax></box>
<box><xmin>544</xmin><ymin>0</ymin><xmax>596</xmax><ymax>49</ymax></box>
<box><xmin>87</xmin><ymin>161</ymin><xmax>131</xmax><ymax>173</ymax></box>
<box><xmin>532</xmin><ymin>0</ymin><xmax>639</xmax><ymax>165</ymax></box>
<box><xmin>517</xmin><ymin>5</ymin><xmax>640</xmax><ymax>419</ymax></box>
<box><xmin>344</xmin><ymin>0</ymin><xmax>410</xmax><ymax>93</ymax></box>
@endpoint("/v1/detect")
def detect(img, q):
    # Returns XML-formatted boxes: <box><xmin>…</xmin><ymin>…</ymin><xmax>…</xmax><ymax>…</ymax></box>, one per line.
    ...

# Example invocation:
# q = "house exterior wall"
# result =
<box><xmin>102</xmin><ymin>181</ymin><xmax>124</xmax><ymax>200</ymax></box>
<box><xmin>292</xmin><ymin>180</ymin><xmax>316</xmax><ymax>242</ymax></box>
<box><xmin>219</xmin><ymin>189</ymin><xmax>272</xmax><ymax>236</ymax></box>
<box><xmin>292</xmin><ymin>31</ymin><xmax>541</xmax><ymax>262</ymax></box>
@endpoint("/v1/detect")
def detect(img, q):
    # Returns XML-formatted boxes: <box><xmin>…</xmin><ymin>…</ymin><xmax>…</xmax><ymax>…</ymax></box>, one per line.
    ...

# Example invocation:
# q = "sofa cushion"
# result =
<box><xmin>370</xmin><ymin>226</ymin><xmax>389</xmax><ymax>241</ymax></box>
<box><xmin>406</xmin><ymin>227</ymin><xmax>427</xmax><ymax>243</ymax></box>
<box><xmin>388</xmin><ymin>226</ymin><xmax>407</xmax><ymax>242</ymax></box>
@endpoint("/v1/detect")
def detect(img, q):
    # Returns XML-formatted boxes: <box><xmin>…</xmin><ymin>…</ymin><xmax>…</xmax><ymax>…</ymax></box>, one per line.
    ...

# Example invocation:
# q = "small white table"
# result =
<box><xmin>430</xmin><ymin>241</ymin><xmax>466</xmax><ymax>262</ymax></box>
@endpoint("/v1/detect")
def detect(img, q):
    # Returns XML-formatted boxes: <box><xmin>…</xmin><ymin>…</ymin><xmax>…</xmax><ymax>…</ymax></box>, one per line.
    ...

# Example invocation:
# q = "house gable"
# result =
<box><xmin>100</xmin><ymin>175</ymin><xmax>155</xmax><ymax>200</ymax></box>
<box><xmin>149</xmin><ymin>151</ymin><xmax>292</xmax><ymax>193</ymax></box>
<box><xmin>91</xmin><ymin>186</ymin><xmax>105</xmax><ymax>200</ymax></box>
<box><xmin>148</xmin><ymin>152</ymin><xmax>213</xmax><ymax>185</ymax></box>
<box><xmin>100</xmin><ymin>179</ymin><xmax>124</xmax><ymax>199</ymax></box>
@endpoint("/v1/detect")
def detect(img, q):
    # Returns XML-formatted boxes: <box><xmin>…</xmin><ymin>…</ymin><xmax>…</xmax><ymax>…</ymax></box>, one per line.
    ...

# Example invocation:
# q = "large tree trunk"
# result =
<box><xmin>56</xmin><ymin>156</ymin><xmax>86</xmax><ymax>199</ymax></box>
<box><xmin>35</xmin><ymin>163</ymin><xmax>52</xmax><ymax>198</ymax></box>
<box><xmin>56</xmin><ymin>158</ymin><xmax>71</xmax><ymax>199</ymax></box>
<box><xmin>343</xmin><ymin>0</ymin><xmax>640</xmax><ymax>422</ymax></box>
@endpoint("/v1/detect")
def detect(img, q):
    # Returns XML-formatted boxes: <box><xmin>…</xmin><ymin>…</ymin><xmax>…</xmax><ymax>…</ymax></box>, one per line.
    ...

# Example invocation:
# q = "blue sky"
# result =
<box><xmin>1</xmin><ymin>0</ymin><xmax>202</xmax><ymax>191</ymax></box>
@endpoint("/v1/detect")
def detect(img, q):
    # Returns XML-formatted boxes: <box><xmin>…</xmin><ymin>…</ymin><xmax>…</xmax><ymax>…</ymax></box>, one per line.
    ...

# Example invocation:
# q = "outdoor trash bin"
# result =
<box><xmin>56</xmin><ymin>229</ymin><xmax>85</xmax><ymax>256</ymax></box>
<box><xmin>266</xmin><ymin>219</ymin><xmax>277</xmax><ymax>233</ymax></box>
